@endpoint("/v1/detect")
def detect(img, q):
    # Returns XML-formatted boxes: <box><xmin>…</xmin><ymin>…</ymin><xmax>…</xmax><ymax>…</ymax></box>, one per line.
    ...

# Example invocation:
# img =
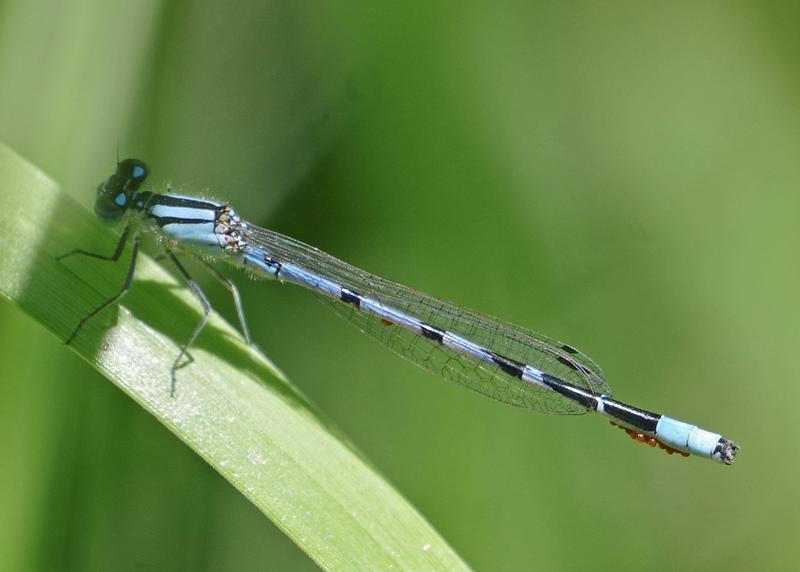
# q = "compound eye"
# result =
<box><xmin>118</xmin><ymin>158</ymin><xmax>149</xmax><ymax>188</ymax></box>
<box><xmin>94</xmin><ymin>191</ymin><xmax>125</xmax><ymax>223</ymax></box>
<box><xmin>131</xmin><ymin>162</ymin><xmax>147</xmax><ymax>181</ymax></box>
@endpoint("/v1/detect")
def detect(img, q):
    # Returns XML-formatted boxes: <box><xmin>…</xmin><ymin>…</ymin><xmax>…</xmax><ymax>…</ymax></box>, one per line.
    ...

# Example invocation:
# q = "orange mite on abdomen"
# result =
<box><xmin>609</xmin><ymin>421</ymin><xmax>690</xmax><ymax>457</ymax></box>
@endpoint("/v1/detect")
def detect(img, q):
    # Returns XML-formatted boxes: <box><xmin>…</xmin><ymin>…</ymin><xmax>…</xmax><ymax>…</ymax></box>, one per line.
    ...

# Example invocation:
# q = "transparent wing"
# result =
<box><xmin>246</xmin><ymin>225</ymin><xmax>609</xmax><ymax>414</ymax></box>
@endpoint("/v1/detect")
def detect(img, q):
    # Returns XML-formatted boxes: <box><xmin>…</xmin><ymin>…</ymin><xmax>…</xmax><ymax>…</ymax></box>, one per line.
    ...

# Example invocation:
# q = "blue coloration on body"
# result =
<box><xmin>360</xmin><ymin>297</ymin><xmax>424</xmax><ymax>331</ymax></box>
<box><xmin>279</xmin><ymin>262</ymin><xmax>343</xmax><ymax>299</ymax></box>
<box><xmin>65</xmin><ymin>158</ymin><xmax>740</xmax><ymax>465</ymax></box>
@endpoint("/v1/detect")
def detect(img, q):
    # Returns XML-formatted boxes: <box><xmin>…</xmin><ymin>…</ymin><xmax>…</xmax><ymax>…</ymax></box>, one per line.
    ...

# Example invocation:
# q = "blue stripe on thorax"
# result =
<box><xmin>146</xmin><ymin>196</ymin><xmax>223</xmax><ymax>249</ymax></box>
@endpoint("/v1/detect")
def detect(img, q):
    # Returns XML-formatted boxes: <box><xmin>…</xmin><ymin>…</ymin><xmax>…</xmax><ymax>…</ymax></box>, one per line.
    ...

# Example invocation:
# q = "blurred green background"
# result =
<box><xmin>0</xmin><ymin>1</ymin><xmax>797</xmax><ymax>570</ymax></box>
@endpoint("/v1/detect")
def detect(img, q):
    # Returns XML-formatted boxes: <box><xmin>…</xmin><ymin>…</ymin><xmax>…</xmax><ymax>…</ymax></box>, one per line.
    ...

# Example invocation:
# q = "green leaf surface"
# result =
<box><xmin>0</xmin><ymin>143</ymin><xmax>469</xmax><ymax>571</ymax></box>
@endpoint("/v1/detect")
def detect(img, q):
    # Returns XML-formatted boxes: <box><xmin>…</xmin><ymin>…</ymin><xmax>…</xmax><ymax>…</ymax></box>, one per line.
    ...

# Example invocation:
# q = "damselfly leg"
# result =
<box><xmin>164</xmin><ymin>249</ymin><xmax>212</xmax><ymax>397</ymax></box>
<box><xmin>58</xmin><ymin>224</ymin><xmax>141</xmax><ymax>345</ymax></box>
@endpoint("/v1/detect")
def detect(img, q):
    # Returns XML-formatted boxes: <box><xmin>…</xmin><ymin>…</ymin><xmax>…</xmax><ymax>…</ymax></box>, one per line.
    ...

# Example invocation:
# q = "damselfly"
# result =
<box><xmin>60</xmin><ymin>159</ymin><xmax>739</xmax><ymax>465</ymax></box>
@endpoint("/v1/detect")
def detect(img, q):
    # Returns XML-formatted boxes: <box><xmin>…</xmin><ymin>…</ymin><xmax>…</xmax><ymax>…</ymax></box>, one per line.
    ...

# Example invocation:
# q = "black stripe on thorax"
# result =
<box><xmin>541</xmin><ymin>373</ymin><xmax>598</xmax><ymax>410</ymax></box>
<box><xmin>490</xmin><ymin>352</ymin><xmax>525</xmax><ymax>379</ymax></box>
<box><xmin>150</xmin><ymin>194</ymin><xmax>223</xmax><ymax>210</ymax></box>
<box><xmin>149</xmin><ymin>215</ymin><xmax>214</xmax><ymax>227</ymax></box>
<box><xmin>341</xmin><ymin>288</ymin><xmax>361</xmax><ymax>308</ymax></box>
<box><xmin>599</xmin><ymin>398</ymin><xmax>660</xmax><ymax>433</ymax></box>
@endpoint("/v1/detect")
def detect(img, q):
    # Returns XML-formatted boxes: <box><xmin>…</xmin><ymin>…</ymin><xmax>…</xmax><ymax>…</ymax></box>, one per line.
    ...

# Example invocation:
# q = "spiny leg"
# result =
<box><xmin>155</xmin><ymin>254</ymin><xmax>251</xmax><ymax>344</ymax></box>
<box><xmin>166</xmin><ymin>249</ymin><xmax>212</xmax><ymax>397</ymax></box>
<box><xmin>197</xmin><ymin>258</ymin><xmax>253</xmax><ymax>346</ymax></box>
<box><xmin>63</xmin><ymin>228</ymin><xmax>142</xmax><ymax>344</ymax></box>
<box><xmin>58</xmin><ymin>222</ymin><xmax>132</xmax><ymax>263</ymax></box>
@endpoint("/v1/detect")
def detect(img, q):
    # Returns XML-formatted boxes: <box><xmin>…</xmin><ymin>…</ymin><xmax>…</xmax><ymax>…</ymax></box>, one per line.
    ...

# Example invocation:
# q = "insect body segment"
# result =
<box><xmin>61</xmin><ymin>159</ymin><xmax>740</xmax><ymax>465</ymax></box>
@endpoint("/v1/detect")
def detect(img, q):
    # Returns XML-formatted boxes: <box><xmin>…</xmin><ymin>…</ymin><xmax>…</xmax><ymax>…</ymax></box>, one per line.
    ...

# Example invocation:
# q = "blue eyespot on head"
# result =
<box><xmin>94</xmin><ymin>158</ymin><xmax>150</xmax><ymax>224</ymax></box>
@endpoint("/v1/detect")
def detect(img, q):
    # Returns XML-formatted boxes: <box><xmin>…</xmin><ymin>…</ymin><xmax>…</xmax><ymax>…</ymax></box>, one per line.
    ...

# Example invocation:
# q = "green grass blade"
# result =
<box><xmin>0</xmin><ymin>143</ymin><xmax>469</xmax><ymax>571</ymax></box>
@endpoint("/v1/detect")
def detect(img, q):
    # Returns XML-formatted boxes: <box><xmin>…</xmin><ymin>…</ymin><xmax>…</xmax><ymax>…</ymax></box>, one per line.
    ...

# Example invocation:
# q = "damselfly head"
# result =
<box><xmin>94</xmin><ymin>158</ymin><xmax>149</xmax><ymax>224</ymax></box>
